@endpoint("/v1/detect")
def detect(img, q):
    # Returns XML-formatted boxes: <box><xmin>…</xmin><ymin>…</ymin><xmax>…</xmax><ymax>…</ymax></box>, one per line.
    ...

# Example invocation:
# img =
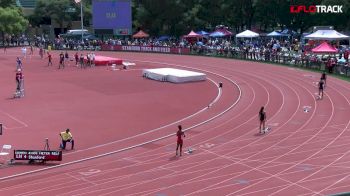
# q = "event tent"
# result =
<box><xmin>305</xmin><ymin>30</ymin><xmax>349</xmax><ymax>40</ymax></box>
<box><xmin>217</xmin><ymin>29</ymin><xmax>233</xmax><ymax>36</ymax></box>
<box><xmin>209</xmin><ymin>31</ymin><xmax>225</xmax><ymax>37</ymax></box>
<box><xmin>236</xmin><ymin>30</ymin><xmax>259</xmax><ymax>38</ymax></box>
<box><xmin>311</xmin><ymin>42</ymin><xmax>338</xmax><ymax>53</ymax></box>
<box><xmin>132</xmin><ymin>30</ymin><xmax>149</xmax><ymax>38</ymax></box>
<box><xmin>184</xmin><ymin>30</ymin><xmax>202</xmax><ymax>38</ymax></box>
<box><xmin>267</xmin><ymin>31</ymin><xmax>289</xmax><ymax>37</ymax></box>
<box><xmin>196</xmin><ymin>31</ymin><xmax>210</xmax><ymax>36</ymax></box>
<box><xmin>157</xmin><ymin>35</ymin><xmax>170</xmax><ymax>41</ymax></box>
<box><xmin>281</xmin><ymin>29</ymin><xmax>297</xmax><ymax>35</ymax></box>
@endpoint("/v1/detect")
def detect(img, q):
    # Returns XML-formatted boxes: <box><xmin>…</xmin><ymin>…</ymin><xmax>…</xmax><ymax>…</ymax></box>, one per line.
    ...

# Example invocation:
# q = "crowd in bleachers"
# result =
<box><xmin>3</xmin><ymin>33</ymin><xmax>350</xmax><ymax>75</ymax></box>
<box><xmin>55</xmin><ymin>36</ymin><xmax>350</xmax><ymax>75</ymax></box>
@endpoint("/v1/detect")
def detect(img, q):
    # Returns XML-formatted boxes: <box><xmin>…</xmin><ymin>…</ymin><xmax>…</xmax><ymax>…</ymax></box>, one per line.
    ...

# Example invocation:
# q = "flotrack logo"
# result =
<box><xmin>290</xmin><ymin>5</ymin><xmax>343</xmax><ymax>13</ymax></box>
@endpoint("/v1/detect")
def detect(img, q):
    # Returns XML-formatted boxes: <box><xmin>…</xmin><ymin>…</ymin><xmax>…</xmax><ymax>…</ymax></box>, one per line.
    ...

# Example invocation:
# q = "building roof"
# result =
<box><xmin>16</xmin><ymin>0</ymin><xmax>37</xmax><ymax>8</ymax></box>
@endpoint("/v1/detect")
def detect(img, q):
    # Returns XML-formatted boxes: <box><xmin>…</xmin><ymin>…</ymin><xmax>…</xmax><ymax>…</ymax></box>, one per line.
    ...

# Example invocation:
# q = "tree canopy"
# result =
<box><xmin>28</xmin><ymin>0</ymin><xmax>350</xmax><ymax>36</ymax></box>
<box><xmin>0</xmin><ymin>0</ymin><xmax>16</xmax><ymax>7</ymax></box>
<box><xmin>0</xmin><ymin>7</ymin><xmax>28</xmax><ymax>38</ymax></box>
<box><xmin>30</xmin><ymin>0</ymin><xmax>91</xmax><ymax>32</ymax></box>
<box><xmin>132</xmin><ymin>0</ymin><xmax>350</xmax><ymax>36</ymax></box>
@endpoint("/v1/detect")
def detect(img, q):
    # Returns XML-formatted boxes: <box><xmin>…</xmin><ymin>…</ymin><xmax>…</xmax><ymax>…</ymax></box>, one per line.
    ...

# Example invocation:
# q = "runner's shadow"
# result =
<box><xmin>254</xmin><ymin>132</ymin><xmax>264</xmax><ymax>137</ymax></box>
<box><xmin>5</xmin><ymin>97</ymin><xmax>18</xmax><ymax>100</ymax></box>
<box><xmin>169</xmin><ymin>155</ymin><xmax>179</xmax><ymax>161</ymax></box>
<box><xmin>5</xmin><ymin>97</ymin><xmax>12</xmax><ymax>100</ymax></box>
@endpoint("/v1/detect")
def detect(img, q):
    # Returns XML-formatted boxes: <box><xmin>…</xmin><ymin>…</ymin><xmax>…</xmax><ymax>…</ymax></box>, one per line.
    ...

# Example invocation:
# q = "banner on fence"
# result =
<box><xmin>101</xmin><ymin>44</ymin><xmax>190</xmax><ymax>55</ymax></box>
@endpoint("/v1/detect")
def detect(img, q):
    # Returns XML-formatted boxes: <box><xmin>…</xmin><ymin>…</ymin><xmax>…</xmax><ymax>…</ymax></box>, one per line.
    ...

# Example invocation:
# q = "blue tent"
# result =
<box><xmin>196</xmin><ymin>31</ymin><xmax>210</xmax><ymax>36</ymax></box>
<box><xmin>157</xmin><ymin>35</ymin><xmax>170</xmax><ymax>41</ymax></box>
<box><xmin>267</xmin><ymin>31</ymin><xmax>289</xmax><ymax>37</ymax></box>
<box><xmin>209</xmin><ymin>31</ymin><xmax>225</xmax><ymax>37</ymax></box>
<box><xmin>281</xmin><ymin>29</ymin><xmax>297</xmax><ymax>35</ymax></box>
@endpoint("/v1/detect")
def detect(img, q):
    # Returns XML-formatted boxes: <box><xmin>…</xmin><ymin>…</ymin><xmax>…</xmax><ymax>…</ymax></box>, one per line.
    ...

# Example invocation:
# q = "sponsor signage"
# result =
<box><xmin>290</xmin><ymin>5</ymin><xmax>343</xmax><ymax>13</ymax></box>
<box><xmin>101</xmin><ymin>44</ymin><xmax>191</xmax><ymax>55</ymax></box>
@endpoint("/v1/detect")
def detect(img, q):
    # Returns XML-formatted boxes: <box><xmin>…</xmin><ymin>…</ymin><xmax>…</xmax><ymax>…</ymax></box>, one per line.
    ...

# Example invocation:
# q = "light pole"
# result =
<box><xmin>80</xmin><ymin>0</ymin><xmax>83</xmax><ymax>43</ymax></box>
<box><xmin>75</xmin><ymin>0</ymin><xmax>83</xmax><ymax>43</ymax></box>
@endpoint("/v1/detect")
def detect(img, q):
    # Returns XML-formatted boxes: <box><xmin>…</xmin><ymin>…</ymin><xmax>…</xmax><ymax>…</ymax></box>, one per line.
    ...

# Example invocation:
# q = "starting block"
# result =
<box><xmin>261</xmin><ymin>127</ymin><xmax>271</xmax><ymax>134</ymax></box>
<box><xmin>303</xmin><ymin>106</ymin><xmax>312</xmax><ymax>113</ymax></box>
<box><xmin>14</xmin><ymin>90</ymin><xmax>24</xmax><ymax>98</ymax></box>
<box><xmin>185</xmin><ymin>147</ymin><xmax>195</xmax><ymax>154</ymax></box>
<box><xmin>316</xmin><ymin>95</ymin><xmax>322</xmax><ymax>100</ymax></box>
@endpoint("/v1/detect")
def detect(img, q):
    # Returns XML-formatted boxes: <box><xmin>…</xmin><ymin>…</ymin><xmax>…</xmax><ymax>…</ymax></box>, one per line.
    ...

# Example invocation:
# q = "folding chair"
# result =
<box><xmin>0</xmin><ymin>144</ymin><xmax>12</xmax><ymax>164</ymax></box>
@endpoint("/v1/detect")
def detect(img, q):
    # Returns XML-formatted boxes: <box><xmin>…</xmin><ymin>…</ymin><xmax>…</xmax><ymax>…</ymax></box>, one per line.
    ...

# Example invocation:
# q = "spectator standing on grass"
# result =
<box><xmin>259</xmin><ymin>106</ymin><xmax>267</xmax><ymax>134</ymax></box>
<box><xmin>59</xmin><ymin>129</ymin><xmax>74</xmax><ymax>150</ymax></box>
<box><xmin>344</xmin><ymin>49</ymin><xmax>349</xmax><ymax>63</ymax></box>
<box><xmin>328</xmin><ymin>57</ymin><xmax>336</xmax><ymax>74</ymax></box>
<box><xmin>176</xmin><ymin>125</ymin><xmax>185</xmax><ymax>156</ymax></box>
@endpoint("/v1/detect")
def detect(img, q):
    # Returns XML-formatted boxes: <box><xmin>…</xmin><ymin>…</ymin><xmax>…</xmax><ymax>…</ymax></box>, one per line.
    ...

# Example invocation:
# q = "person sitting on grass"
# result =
<box><xmin>59</xmin><ymin>129</ymin><xmax>74</xmax><ymax>150</ymax></box>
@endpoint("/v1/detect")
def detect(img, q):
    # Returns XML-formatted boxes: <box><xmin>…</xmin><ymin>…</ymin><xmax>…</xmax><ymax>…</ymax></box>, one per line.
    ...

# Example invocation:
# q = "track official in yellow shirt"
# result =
<box><xmin>60</xmin><ymin>129</ymin><xmax>74</xmax><ymax>150</ymax></box>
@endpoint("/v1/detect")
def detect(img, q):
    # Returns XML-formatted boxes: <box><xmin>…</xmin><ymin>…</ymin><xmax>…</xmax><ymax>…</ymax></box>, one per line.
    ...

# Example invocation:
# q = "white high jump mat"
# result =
<box><xmin>142</xmin><ymin>68</ymin><xmax>206</xmax><ymax>83</ymax></box>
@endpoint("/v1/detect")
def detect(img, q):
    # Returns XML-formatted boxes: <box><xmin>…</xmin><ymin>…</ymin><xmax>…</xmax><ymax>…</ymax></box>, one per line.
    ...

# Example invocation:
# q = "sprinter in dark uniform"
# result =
<box><xmin>259</xmin><ymin>106</ymin><xmax>266</xmax><ymax>134</ymax></box>
<box><xmin>318</xmin><ymin>78</ymin><xmax>324</xmax><ymax>99</ymax></box>
<box><xmin>59</xmin><ymin>52</ymin><xmax>65</xmax><ymax>69</ymax></box>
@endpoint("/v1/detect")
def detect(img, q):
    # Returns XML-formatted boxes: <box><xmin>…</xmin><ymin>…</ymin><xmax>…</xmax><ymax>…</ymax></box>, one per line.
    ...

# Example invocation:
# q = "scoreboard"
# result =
<box><xmin>92</xmin><ymin>0</ymin><xmax>132</xmax><ymax>35</ymax></box>
<box><xmin>14</xmin><ymin>150</ymin><xmax>62</xmax><ymax>161</ymax></box>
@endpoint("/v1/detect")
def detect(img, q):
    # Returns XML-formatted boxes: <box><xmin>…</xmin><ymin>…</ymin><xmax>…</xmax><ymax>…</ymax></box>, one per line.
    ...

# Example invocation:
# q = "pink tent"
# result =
<box><xmin>311</xmin><ymin>42</ymin><xmax>338</xmax><ymax>53</ymax></box>
<box><xmin>184</xmin><ymin>30</ymin><xmax>202</xmax><ymax>38</ymax></box>
<box><xmin>132</xmin><ymin>30</ymin><xmax>149</xmax><ymax>38</ymax></box>
<box><xmin>217</xmin><ymin>29</ymin><xmax>233</xmax><ymax>36</ymax></box>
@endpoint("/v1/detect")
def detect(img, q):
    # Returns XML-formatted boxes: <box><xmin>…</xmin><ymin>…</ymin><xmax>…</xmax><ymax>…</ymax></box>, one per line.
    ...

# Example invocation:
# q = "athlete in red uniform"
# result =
<box><xmin>47</xmin><ymin>53</ymin><xmax>53</xmax><ymax>66</ymax></box>
<box><xmin>15</xmin><ymin>69</ymin><xmax>23</xmax><ymax>91</ymax></box>
<box><xmin>176</xmin><ymin>125</ymin><xmax>185</xmax><ymax>156</ymax></box>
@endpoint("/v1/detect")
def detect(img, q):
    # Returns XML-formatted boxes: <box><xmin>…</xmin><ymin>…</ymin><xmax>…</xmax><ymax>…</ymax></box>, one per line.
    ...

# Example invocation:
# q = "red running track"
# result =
<box><xmin>0</xmin><ymin>48</ymin><xmax>350</xmax><ymax>195</ymax></box>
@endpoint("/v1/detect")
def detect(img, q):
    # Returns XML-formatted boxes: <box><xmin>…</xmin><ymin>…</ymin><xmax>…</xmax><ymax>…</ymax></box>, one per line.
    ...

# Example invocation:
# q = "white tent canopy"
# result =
<box><xmin>304</xmin><ymin>30</ymin><xmax>349</xmax><ymax>40</ymax></box>
<box><xmin>267</xmin><ymin>31</ymin><xmax>289</xmax><ymax>37</ymax></box>
<box><xmin>236</xmin><ymin>30</ymin><xmax>259</xmax><ymax>38</ymax></box>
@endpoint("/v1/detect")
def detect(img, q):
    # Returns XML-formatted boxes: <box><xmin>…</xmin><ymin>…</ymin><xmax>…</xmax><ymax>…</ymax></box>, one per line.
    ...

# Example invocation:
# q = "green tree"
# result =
<box><xmin>0</xmin><ymin>0</ymin><xmax>15</xmax><ymax>7</ymax></box>
<box><xmin>319</xmin><ymin>0</ymin><xmax>350</xmax><ymax>31</ymax></box>
<box><xmin>133</xmin><ymin>0</ymin><xmax>185</xmax><ymax>36</ymax></box>
<box><xmin>30</xmin><ymin>0</ymin><xmax>91</xmax><ymax>32</ymax></box>
<box><xmin>254</xmin><ymin>0</ymin><xmax>325</xmax><ymax>33</ymax></box>
<box><xmin>0</xmin><ymin>7</ymin><xmax>28</xmax><ymax>45</ymax></box>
